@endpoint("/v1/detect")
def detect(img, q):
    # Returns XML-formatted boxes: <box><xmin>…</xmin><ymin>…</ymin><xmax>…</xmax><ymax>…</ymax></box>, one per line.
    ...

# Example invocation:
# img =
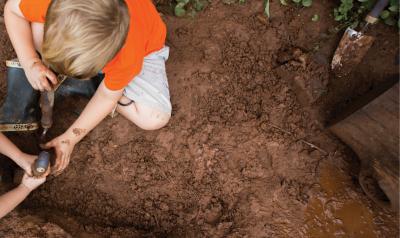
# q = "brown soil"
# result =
<box><xmin>0</xmin><ymin>0</ymin><xmax>399</xmax><ymax>237</ymax></box>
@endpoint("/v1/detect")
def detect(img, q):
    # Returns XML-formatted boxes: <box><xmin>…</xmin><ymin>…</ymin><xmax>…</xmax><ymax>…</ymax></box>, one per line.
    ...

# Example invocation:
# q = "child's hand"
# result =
<box><xmin>21</xmin><ymin>172</ymin><xmax>47</xmax><ymax>192</ymax></box>
<box><xmin>15</xmin><ymin>153</ymin><xmax>36</xmax><ymax>176</ymax></box>
<box><xmin>24</xmin><ymin>58</ymin><xmax>58</xmax><ymax>91</ymax></box>
<box><xmin>43</xmin><ymin>134</ymin><xmax>76</xmax><ymax>174</ymax></box>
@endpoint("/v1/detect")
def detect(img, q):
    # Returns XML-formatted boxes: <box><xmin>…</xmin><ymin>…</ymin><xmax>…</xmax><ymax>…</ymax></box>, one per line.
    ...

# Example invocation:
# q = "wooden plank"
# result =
<box><xmin>330</xmin><ymin>83</ymin><xmax>399</xmax><ymax>211</ymax></box>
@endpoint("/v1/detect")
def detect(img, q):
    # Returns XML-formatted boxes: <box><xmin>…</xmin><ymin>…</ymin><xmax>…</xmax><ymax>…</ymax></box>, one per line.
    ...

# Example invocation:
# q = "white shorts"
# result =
<box><xmin>123</xmin><ymin>46</ymin><xmax>172</xmax><ymax>114</ymax></box>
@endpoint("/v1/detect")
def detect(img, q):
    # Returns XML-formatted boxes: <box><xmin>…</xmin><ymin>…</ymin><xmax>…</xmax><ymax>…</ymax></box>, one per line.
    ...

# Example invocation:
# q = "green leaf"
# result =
<box><xmin>174</xmin><ymin>4</ymin><xmax>186</xmax><ymax>17</ymax></box>
<box><xmin>302</xmin><ymin>0</ymin><xmax>312</xmax><ymax>7</ymax></box>
<box><xmin>176</xmin><ymin>0</ymin><xmax>190</xmax><ymax>4</ymax></box>
<box><xmin>334</xmin><ymin>14</ymin><xmax>343</xmax><ymax>21</ymax></box>
<box><xmin>380</xmin><ymin>10</ymin><xmax>390</xmax><ymax>19</ymax></box>
<box><xmin>388</xmin><ymin>5</ymin><xmax>399</xmax><ymax>12</ymax></box>
<box><xmin>357</xmin><ymin>0</ymin><xmax>369</xmax><ymax>2</ymax></box>
<box><xmin>280</xmin><ymin>0</ymin><xmax>288</xmax><ymax>5</ymax></box>
<box><xmin>264</xmin><ymin>0</ymin><xmax>270</xmax><ymax>18</ymax></box>
<box><xmin>194</xmin><ymin>0</ymin><xmax>204</xmax><ymax>11</ymax></box>
<box><xmin>384</xmin><ymin>17</ymin><xmax>396</xmax><ymax>26</ymax></box>
<box><xmin>312</xmin><ymin>14</ymin><xmax>319</xmax><ymax>21</ymax></box>
<box><xmin>239</xmin><ymin>0</ymin><xmax>246</xmax><ymax>4</ymax></box>
<box><xmin>292</xmin><ymin>0</ymin><xmax>301</xmax><ymax>3</ymax></box>
<box><xmin>188</xmin><ymin>9</ymin><xmax>197</xmax><ymax>18</ymax></box>
<box><xmin>222</xmin><ymin>0</ymin><xmax>236</xmax><ymax>4</ymax></box>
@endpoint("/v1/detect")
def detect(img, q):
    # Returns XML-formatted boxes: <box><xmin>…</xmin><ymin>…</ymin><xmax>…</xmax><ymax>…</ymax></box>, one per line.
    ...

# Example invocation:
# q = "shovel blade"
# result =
<box><xmin>331</xmin><ymin>28</ymin><xmax>375</xmax><ymax>77</ymax></box>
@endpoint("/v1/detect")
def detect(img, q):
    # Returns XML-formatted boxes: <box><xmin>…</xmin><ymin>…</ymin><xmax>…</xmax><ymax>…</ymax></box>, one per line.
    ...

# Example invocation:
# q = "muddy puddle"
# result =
<box><xmin>305</xmin><ymin>163</ymin><xmax>395</xmax><ymax>238</ymax></box>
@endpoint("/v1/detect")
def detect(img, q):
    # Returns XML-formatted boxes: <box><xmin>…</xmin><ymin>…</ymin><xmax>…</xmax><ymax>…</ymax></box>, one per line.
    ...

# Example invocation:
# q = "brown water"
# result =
<box><xmin>305</xmin><ymin>164</ymin><xmax>377</xmax><ymax>238</ymax></box>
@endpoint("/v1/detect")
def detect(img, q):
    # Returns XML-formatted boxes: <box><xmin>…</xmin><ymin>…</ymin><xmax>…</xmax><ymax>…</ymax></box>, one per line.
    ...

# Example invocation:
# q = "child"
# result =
<box><xmin>4</xmin><ymin>0</ymin><xmax>172</xmax><ymax>173</ymax></box>
<box><xmin>0</xmin><ymin>133</ymin><xmax>47</xmax><ymax>219</ymax></box>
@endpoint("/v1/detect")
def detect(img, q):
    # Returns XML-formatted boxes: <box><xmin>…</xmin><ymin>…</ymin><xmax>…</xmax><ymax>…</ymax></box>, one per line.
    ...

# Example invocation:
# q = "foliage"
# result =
<box><xmin>280</xmin><ymin>0</ymin><xmax>313</xmax><ymax>7</ymax></box>
<box><xmin>174</xmin><ymin>0</ymin><xmax>206</xmax><ymax>17</ymax></box>
<box><xmin>264</xmin><ymin>0</ymin><xmax>270</xmax><ymax>18</ymax></box>
<box><xmin>334</xmin><ymin>0</ymin><xmax>399</xmax><ymax>28</ymax></box>
<box><xmin>312</xmin><ymin>14</ymin><xmax>320</xmax><ymax>22</ymax></box>
<box><xmin>171</xmin><ymin>0</ymin><xmax>399</xmax><ymax>29</ymax></box>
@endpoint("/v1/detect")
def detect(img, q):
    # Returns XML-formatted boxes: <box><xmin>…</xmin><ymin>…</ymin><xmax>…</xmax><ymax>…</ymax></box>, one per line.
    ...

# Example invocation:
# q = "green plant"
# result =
<box><xmin>264</xmin><ymin>0</ymin><xmax>270</xmax><ymax>18</ymax></box>
<box><xmin>312</xmin><ymin>14</ymin><xmax>320</xmax><ymax>22</ymax></box>
<box><xmin>222</xmin><ymin>0</ymin><xmax>245</xmax><ymax>5</ymax></box>
<box><xmin>380</xmin><ymin>0</ymin><xmax>399</xmax><ymax>26</ymax></box>
<box><xmin>334</xmin><ymin>0</ymin><xmax>399</xmax><ymax>28</ymax></box>
<box><xmin>174</xmin><ymin>0</ymin><xmax>206</xmax><ymax>17</ymax></box>
<box><xmin>280</xmin><ymin>0</ymin><xmax>313</xmax><ymax>7</ymax></box>
<box><xmin>333</xmin><ymin>0</ymin><xmax>354</xmax><ymax>21</ymax></box>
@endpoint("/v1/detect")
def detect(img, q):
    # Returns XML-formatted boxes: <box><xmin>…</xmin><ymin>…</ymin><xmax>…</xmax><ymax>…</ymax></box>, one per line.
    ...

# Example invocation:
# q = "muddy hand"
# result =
<box><xmin>21</xmin><ymin>171</ymin><xmax>49</xmax><ymax>192</ymax></box>
<box><xmin>15</xmin><ymin>153</ymin><xmax>37</xmax><ymax>176</ymax></box>
<box><xmin>25</xmin><ymin>59</ymin><xmax>58</xmax><ymax>91</ymax></box>
<box><xmin>43</xmin><ymin>134</ymin><xmax>76</xmax><ymax>174</ymax></box>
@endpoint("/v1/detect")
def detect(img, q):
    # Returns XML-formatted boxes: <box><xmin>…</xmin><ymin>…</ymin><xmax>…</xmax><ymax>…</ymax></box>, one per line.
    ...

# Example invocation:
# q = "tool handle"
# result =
<box><xmin>40</xmin><ymin>91</ymin><xmax>54</xmax><ymax>129</ymax></box>
<box><xmin>366</xmin><ymin>0</ymin><xmax>390</xmax><ymax>23</ymax></box>
<box><xmin>32</xmin><ymin>151</ymin><xmax>50</xmax><ymax>177</ymax></box>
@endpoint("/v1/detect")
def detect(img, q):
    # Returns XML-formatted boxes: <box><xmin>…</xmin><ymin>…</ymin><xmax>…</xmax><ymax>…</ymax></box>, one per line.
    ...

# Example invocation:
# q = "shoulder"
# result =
<box><xmin>19</xmin><ymin>0</ymin><xmax>51</xmax><ymax>22</ymax></box>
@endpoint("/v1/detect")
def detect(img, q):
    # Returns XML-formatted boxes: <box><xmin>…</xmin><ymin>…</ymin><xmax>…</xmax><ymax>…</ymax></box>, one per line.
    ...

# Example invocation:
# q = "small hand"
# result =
<box><xmin>43</xmin><ymin>134</ymin><xmax>76</xmax><ymax>174</ymax></box>
<box><xmin>24</xmin><ymin>58</ymin><xmax>58</xmax><ymax>91</ymax></box>
<box><xmin>15</xmin><ymin>153</ymin><xmax>36</xmax><ymax>176</ymax></box>
<box><xmin>21</xmin><ymin>171</ymin><xmax>48</xmax><ymax>192</ymax></box>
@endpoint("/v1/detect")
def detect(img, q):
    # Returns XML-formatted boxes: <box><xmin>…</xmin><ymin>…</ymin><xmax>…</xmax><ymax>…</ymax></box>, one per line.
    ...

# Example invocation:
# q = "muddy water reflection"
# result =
<box><xmin>305</xmin><ymin>164</ymin><xmax>377</xmax><ymax>238</ymax></box>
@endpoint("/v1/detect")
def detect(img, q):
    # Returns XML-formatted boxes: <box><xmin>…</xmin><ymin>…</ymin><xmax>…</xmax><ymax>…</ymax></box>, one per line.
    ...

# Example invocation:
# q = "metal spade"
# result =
<box><xmin>331</xmin><ymin>0</ymin><xmax>390</xmax><ymax>77</ymax></box>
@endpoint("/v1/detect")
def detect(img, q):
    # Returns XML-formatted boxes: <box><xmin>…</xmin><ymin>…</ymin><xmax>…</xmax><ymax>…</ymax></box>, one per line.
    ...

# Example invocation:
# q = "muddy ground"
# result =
<box><xmin>0</xmin><ymin>0</ymin><xmax>399</xmax><ymax>237</ymax></box>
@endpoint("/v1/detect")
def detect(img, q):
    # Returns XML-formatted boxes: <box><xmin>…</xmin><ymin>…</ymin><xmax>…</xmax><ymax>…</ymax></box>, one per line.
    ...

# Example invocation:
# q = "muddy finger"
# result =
<box><xmin>45</xmin><ymin>69</ymin><xmax>58</xmax><ymax>85</ymax></box>
<box><xmin>53</xmin><ymin>151</ymin><xmax>64</xmax><ymax>173</ymax></box>
<box><xmin>40</xmin><ymin>76</ymin><xmax>52</xmax><ymax>91</ymax></box>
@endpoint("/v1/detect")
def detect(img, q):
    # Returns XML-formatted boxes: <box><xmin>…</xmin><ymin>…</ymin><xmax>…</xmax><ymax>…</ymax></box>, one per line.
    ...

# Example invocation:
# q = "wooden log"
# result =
<box><xmin>330</xmin><ymin>82</ymin><xmax>399</xmax><ymax>212</ymax></box>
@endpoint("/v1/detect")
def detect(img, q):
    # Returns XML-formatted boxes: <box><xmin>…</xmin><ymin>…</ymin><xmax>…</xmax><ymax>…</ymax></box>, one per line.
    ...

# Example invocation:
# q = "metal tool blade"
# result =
<box><xmin>331</xmin><ymin>28</ymin><xmax>375</xmax><ymax>77</ymax></box>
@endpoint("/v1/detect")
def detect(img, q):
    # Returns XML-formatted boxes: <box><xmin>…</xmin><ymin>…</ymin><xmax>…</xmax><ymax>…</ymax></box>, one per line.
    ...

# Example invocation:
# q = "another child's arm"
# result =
<box><xmin>0</xmin><ymin>173</ymin><xmax>46</xmax><ymax>219</ymax></box>
<box><xmin>0</xmin><ymin>133</ymin><xmax>36</xmax><ymax>175</ymax></box>
<box><xmin>45</xmin><ymin>82</ymin><xmax>123</xmax><ymax>172</ymax></box>
<box><xmin>4</xmin><ymin>0</ymin><xmax>57</xmax><ymax>91</ymax></box>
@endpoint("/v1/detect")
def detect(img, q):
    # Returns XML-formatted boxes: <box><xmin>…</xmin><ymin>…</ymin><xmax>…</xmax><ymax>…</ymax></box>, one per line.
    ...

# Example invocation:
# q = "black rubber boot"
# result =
<box><xmin>0</xmin><ymin>59</ymin><xmax>40</xmax><ymax>132</ymax></box>
<box><xmin>0</xmin><ymin>59</ymin><xmax>102</xmax><ymax>132</ymax></box>
<box><xmin>56</xmin><ymin>74</ymin><xmax>103</xmax><ymax>98</ymax></box>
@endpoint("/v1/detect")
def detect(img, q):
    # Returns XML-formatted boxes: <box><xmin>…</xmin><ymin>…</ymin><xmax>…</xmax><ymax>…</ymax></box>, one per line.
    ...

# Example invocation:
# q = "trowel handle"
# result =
<box><xmin>366</xmin><ymin>0</ymin><xmax>390</xmax><ymax>23</ymax></box>
<box><xmin>40</xmin><ymin>91</ymin><xmax>54</xmax><ymax>129</ymax></box>
<box><xmin>32</xmin><ymin>151</ymin><xmax>50</xmax><ymax>177</ymax></box>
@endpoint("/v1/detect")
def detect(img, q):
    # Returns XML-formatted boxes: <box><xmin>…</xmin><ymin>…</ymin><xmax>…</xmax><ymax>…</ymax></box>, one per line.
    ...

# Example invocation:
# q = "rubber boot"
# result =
<box><xmin>56</xmin><ymin>73</ymin><xmax>103</xmax><ymax>98</ymax></box>
<box><xmin>0</xmin><ymin>59</ymin><xmax>39</xmax><ymax>132</ymax></box>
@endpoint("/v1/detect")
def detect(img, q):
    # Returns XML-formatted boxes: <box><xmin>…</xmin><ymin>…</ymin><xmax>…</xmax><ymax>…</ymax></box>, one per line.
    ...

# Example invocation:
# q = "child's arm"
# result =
<box><xmin>45</xmin><ymin>82</ymin><xmax>123</xmax><ymax>172</ymax></box>
<box><xmin>0</xmin><ymin>133</ymin><xmax>36</xmax><ymax>175</ymax></box>
<box><xmin>4</xmin><ymin>0</ymin><xmax>57</xmax><ymax>91</ymax></box>
<box><xmin>0</xmin><ymin>173</ymin><xmax>46</xmax><ymax>219</ymax></box>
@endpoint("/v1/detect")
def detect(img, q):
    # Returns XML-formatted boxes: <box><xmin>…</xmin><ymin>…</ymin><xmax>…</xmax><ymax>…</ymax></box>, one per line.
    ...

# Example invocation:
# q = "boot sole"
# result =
<box><xmin>0</xmin><ymin>123</ymin><xmax>39</xmax><ymax>132</ymax></box>
<box><xmin>6</xmin><ymin>60</ymin><xmax>22</xmax><ymax>68</ymax></box>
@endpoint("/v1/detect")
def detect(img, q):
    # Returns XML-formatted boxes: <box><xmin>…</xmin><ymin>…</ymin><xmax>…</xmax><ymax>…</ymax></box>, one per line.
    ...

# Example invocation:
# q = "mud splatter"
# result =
<box><xmin>72</xmin><ymin>128</ymin><xmax>86</xmax><ymax>137</ymax></box>
<box><xmin>61</xmin><ymin>140</ymin><xmax>70</xmax><ymax>145</ymax></box>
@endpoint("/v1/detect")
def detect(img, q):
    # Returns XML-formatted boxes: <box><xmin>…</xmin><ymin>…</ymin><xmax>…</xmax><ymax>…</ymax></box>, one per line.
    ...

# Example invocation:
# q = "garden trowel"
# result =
<box><xmin>331</xmin><ymin>0</ymin><xmax>389</xmax><ymax>77</ymax></box>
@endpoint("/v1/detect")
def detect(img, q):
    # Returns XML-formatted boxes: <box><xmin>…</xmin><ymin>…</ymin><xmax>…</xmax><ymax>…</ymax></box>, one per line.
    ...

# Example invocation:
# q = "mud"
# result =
<box><xmin>0</xmin><ymin>0</ymin><xmax>399</xmax><ymax>237</ymax></box>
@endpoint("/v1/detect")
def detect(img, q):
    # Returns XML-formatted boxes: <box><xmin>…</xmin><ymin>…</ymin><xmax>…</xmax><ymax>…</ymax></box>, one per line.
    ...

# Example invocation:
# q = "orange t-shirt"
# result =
<box><xmin>19</xmin><ymin>0</ymin><xmax>166</xmax><ymax>90</ymax></box>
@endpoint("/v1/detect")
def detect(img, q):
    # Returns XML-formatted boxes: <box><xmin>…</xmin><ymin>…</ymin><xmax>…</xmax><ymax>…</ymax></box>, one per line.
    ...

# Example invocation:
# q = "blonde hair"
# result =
<box><xmin>42</xmin><ymin>0</ymin><xmax>130</xmax><ymax>79</ymax></box>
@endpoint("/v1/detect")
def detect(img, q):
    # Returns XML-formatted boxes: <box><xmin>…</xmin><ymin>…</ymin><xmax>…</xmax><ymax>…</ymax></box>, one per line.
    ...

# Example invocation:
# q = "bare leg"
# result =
<box><xmin>31</xmin><ymin>22</ymin><xmax>44</xmax><ymax>53</ymax></box>
<box><xmin>116</xmin><ymin>96</ymin><xmax>170</xmax><ymax>131</ymax></box>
